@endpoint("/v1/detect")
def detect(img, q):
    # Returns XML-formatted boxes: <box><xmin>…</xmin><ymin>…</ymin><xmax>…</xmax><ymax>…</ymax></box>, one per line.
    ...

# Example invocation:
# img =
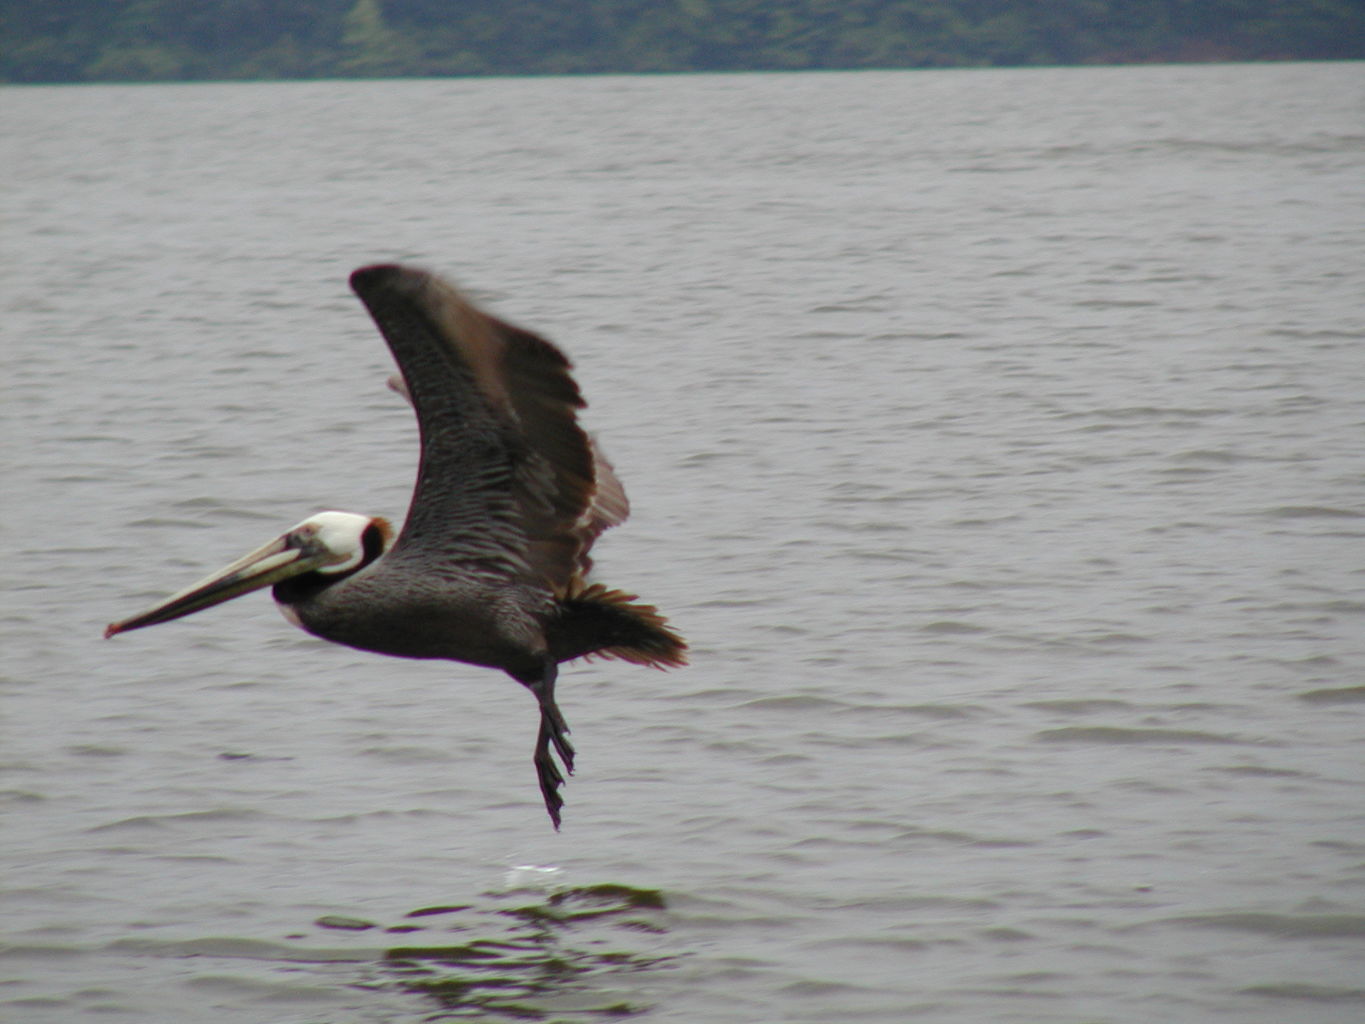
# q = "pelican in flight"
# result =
<box><xmin>106</xmin><ymin>264</ymin><xmax>686</xmax><ymax>828</ymax></box>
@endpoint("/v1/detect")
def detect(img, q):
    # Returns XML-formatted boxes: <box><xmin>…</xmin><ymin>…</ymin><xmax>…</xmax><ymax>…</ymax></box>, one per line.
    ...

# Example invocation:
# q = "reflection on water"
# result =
<box><xmin>327</xmin><ymin>884</ymin><xmax>674</xmax><ymax>1020</ymax></box>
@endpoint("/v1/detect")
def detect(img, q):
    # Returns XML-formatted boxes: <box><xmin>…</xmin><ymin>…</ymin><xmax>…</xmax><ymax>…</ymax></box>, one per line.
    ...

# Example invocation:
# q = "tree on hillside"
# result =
<box><xmin>340</xmin><ymin>0</ymin><xmax>418</xmax><ymax>76</ymax></box>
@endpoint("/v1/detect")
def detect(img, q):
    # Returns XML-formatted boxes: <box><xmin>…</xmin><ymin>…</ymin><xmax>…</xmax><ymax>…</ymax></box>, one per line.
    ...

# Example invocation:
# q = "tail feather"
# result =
<box><xmin>550</xmin><ymin>580</ymin><xmax>687</xmax><ymax>668</ymax></box>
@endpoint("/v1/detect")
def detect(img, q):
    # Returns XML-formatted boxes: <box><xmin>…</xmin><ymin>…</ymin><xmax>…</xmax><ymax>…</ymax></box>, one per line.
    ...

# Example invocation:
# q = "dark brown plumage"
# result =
<box><xmin>105</xmin><ymin>264</ymin><xmax>686</xmax><ymax>828</ymax></box>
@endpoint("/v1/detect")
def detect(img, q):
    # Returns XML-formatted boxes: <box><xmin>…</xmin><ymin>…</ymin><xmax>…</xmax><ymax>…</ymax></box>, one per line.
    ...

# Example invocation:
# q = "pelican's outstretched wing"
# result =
<box><xmin>385</xmin><ymin>366</ymin><xmax>629</xmax><ymax>583</ymax></box>
<box><xmin>352</xmin><ymin>264</ymin><xmax>619</xmax><ymax>590</ymax></box>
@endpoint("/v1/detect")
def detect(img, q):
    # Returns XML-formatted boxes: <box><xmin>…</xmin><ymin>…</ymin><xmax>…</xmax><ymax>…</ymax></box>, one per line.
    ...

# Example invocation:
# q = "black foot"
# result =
<box><xmin>523</xmin><ymin>659</ymin><xmax>575</xmax><ymax>829</ymax></box>
<box><xmin>534</xmin><ymin>717</ymin><xmax>567</xmax><ymax>829</ymax></box>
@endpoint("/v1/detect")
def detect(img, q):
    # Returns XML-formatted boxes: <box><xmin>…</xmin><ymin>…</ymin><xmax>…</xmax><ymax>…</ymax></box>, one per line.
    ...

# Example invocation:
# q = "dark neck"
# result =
<box><xmin>273</xmin><ymin>521</ymin><xmax>388</xmax><ymax>607</ymax></box>
<box><xmin>273</xmin><ymin>570</ymin><xmax>341</xmax><ymax>607</ymax></box>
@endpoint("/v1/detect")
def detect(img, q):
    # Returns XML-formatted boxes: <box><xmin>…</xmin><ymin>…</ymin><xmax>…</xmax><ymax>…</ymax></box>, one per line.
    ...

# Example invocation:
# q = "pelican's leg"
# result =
<box><xmin>522</xmin><ymin>658</ymin><xmax>575</xmax><ymax>828</ymax></box>
<box><xmin>535</xmin><ymin>661</ymin><xmax>575</xmax><ymax>771</ymax></box>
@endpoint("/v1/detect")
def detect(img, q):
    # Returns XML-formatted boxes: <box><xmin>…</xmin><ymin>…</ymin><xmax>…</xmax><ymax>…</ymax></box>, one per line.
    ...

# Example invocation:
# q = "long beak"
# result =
<box><xmin>105</xmin><ymin>531</ymin><xmax>327</xmax><ymax>638</ymax></box>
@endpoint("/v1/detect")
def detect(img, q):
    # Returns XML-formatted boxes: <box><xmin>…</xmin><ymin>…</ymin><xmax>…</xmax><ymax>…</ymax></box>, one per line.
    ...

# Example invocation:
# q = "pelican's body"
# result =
<box><xmin>106</xmin><ymin>264</ymin><xmax>686</xmax><ymax>827</ymax></box>
<box><xmin>278</xmin><ymin>526</ymin><xmax>552</xmax><ymax>671</ymax></box>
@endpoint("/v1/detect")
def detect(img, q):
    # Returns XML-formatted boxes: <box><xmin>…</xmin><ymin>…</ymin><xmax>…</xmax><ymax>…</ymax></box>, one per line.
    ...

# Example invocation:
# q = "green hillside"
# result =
<box><xmin>4</xmin><ymin>0</ymin><xmax>1362</xmax><ymax>83</ymax></box>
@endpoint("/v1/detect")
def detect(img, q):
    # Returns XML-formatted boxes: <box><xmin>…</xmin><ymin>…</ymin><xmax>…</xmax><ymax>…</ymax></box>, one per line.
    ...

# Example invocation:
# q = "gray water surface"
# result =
<box><xmin>3</xmin><ymin>63</ymin><xmax>1364</xmax><ymax>1023</ymax></box>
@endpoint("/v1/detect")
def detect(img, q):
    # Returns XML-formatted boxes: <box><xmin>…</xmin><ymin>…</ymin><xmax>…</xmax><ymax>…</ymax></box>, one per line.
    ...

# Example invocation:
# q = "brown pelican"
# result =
<box><xmin>105</xmin><ymin>264</ymin><xmax>686</xmax><ymax>828</ymax></box>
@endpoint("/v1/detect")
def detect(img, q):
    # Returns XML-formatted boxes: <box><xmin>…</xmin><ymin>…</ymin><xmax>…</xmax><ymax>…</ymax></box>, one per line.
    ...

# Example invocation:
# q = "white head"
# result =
<box><xmin>290</xmin><ymin>510</ymin><xmax>387</xmax><ymax>575</ymax></box>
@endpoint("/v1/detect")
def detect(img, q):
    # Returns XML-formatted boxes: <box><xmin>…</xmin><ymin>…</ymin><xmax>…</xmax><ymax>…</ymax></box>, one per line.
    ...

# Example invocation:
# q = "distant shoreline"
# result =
<box><xmin>5</xmin><ymin>56</ymin><xmax>1362</xmax><ymax>89</ymax></box>
<box><xmin>7</xmin><ymin>0</ymin><xmax>1363</xmax><ymax>86</ymax></box>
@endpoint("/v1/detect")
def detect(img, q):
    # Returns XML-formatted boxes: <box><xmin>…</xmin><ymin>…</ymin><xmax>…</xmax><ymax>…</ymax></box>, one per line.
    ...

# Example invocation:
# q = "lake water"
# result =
<box><xmin>2</xmin><ymin>62</ymin><xmax>1364</xmax><ymax>1023</ymax></box>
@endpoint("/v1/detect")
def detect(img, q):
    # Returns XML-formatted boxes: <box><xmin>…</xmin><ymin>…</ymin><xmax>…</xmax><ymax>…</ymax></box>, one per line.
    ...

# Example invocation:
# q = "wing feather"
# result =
<box><xmin>351</xmin><ymin>264</ymin><xmax>622</xmax><ymax>590</ymax></box>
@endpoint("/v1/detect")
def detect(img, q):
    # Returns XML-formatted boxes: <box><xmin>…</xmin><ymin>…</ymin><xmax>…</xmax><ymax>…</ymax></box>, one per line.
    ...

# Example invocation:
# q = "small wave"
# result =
<box><xmin>1263</xmin><ymin>505</ymin><xmax>1362</xmax><ymax>519</ymax></box>
<box><xmin>0</xmin><ymin>942</ymin><xmax>85</xmax><ymax>961</ymax></box>
<box><xmin>404</xmin><ymin>904</ymin><xmax>476</xmax><ymax>919</ymax></box>
<box><xmin>1035</xmin><ymin>726</ymin><xmax>1251</xmax><ymax>746</ymax></box>
<box><xmin>1298</xmin><ymin>685</ymin><xmax>1365</xmax><ymax>704</ymax></box>
<box><xmin>892</xmin><ymin>825</ymin><xmax>1033</xmax><ymax>849</ymax></box>
<box><xmin>86</xmin><ymin>807</ymin><xmax>268</xmax><ymax>832</ymax></box>
<box><xmin>315</xmin><ymin>915</ymin><xmax>378</xmax><ymax>931</ymax></box>
<box><xmin>779</xmin><ymin>978</ymin><xmax>868</xmax><ymax>998</ymax></box>
<box><xmin>1072</xmin><ymin>298</ymin><xmax>1160</xmax><ymax>309</ymax></box>
<box><xmin>922</xmin><ymin>620</ymin><xmax>989</xmax><ymax>635</ymax></box>
<box><xmin>0</xmin><ymin>789</ymin><xmax>45</xmax><ymax>806</ymax></box>
<box><xmin>665</xmin><ymin>686</ymin><xmax>763</xmax><ymax>704</ymax></box>
<box><xmin>844</xmin><ymin>702</ymin><xmax>980</xmax><ymax>720</ymax></box>
<box><xmin>65</xmin><ymin>743</ymin><xmax>128</xmax><ymax>758</ymax></box>
<box><xmin>1241</xmin><ymin>982</ymin><xmax>1365</xmax><ymax>1003</ymax></box>
<box><xmin>1171</xmin><ymin>448</ymin><xmax>1246</xmax><ymax>464</ymax></box>
<box><xmin>1056</xmin><ymin>405</ymin><xmax>1225</xmax><ymax>421</ymax></box>
<box><xmin>1025</xmin><ymin>699</ymin><xmax>1133</xmax><ymax>714</ymax></box>
<box><xmin>108</xmin><ymin>936</ymin><xmax>304</xmax><ymax>959</ymax></box>
<box><xmin>1159</xmin><ymin>912</ymin><xmax>1365</xmax><ymax>939</ymax></box>
<box><xmin>127</xmin><ymin>515</ymin><xmax>208</xmax><ymax>529</ymax></box>
<box><xmin>870</xmin><ymin>330</ymin><xmax>970</xmax><ymax>341</ymax></box>
<box><xmin>734</xmin><ymin>695</ymin><xmax>851</xmax><ymax>712</ymax></box>
<box><xmin>1213</xmin><ymin>764</ymin><xmax>1308</xmax><ymax>778</ymax></box>
<box><xmin>1264</xmin><ymin>327</ymin><xmax>1365</xmax><ymax>340</ymax></box>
